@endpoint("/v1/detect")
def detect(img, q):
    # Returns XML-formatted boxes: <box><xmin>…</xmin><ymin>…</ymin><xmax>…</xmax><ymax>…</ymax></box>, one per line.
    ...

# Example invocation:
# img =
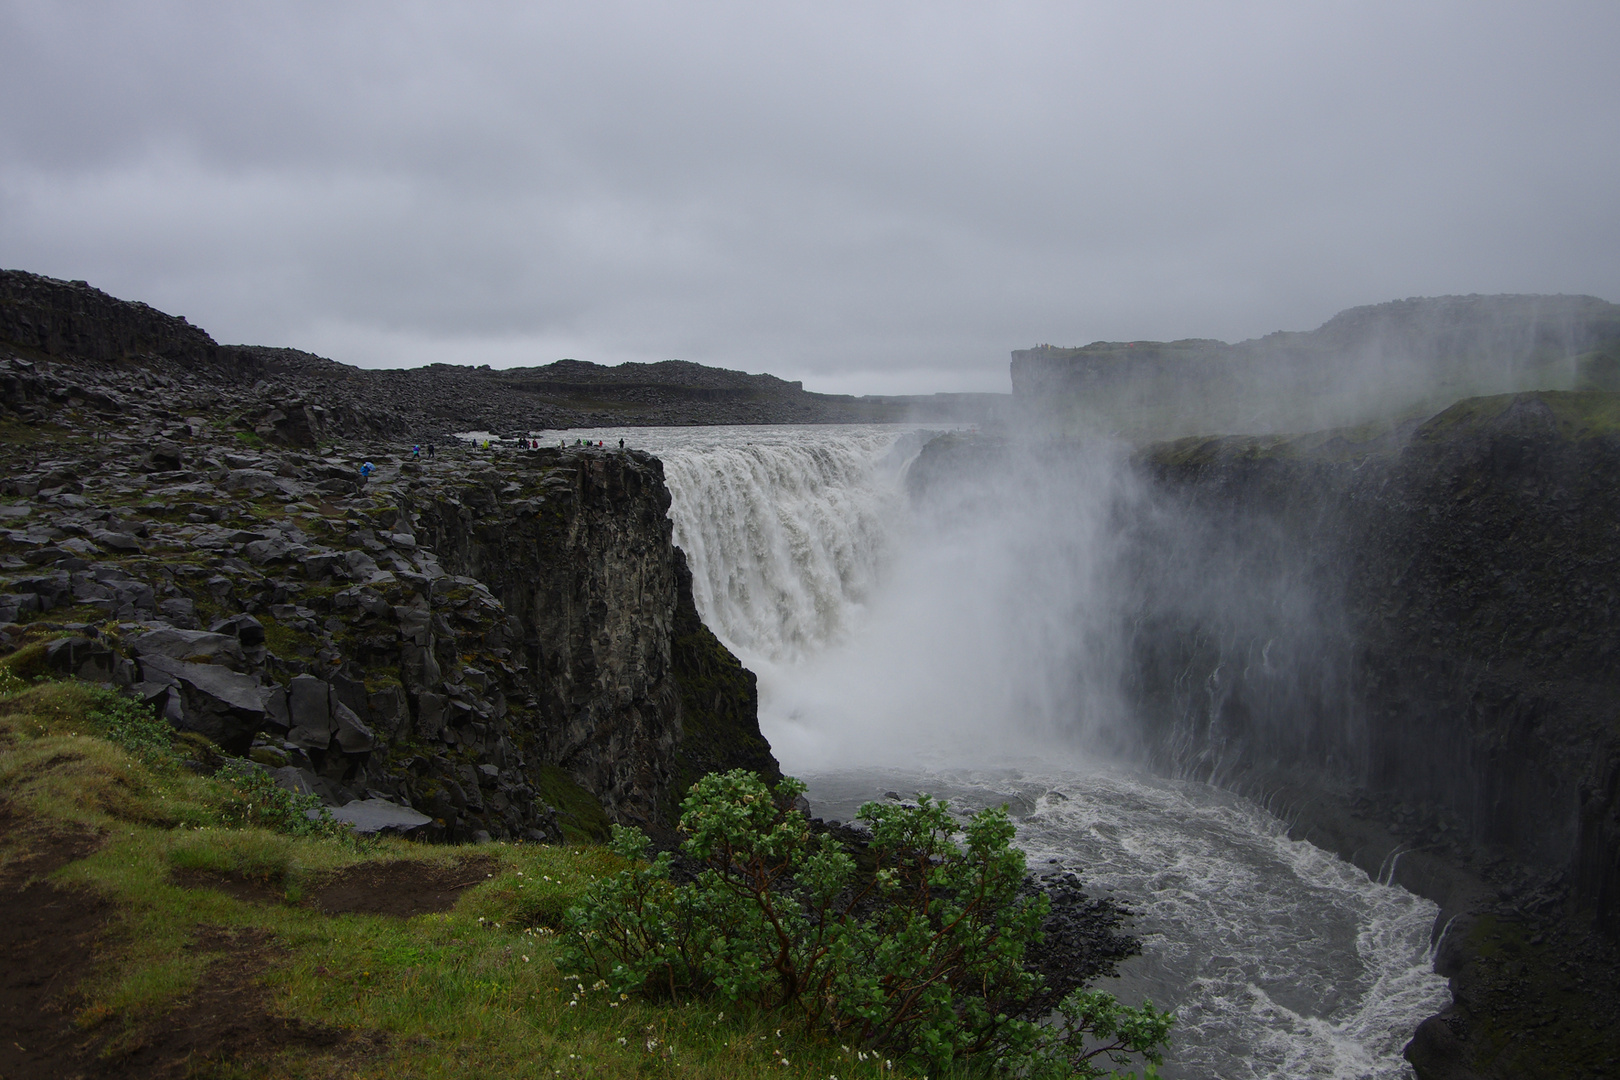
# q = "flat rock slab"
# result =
<box><xmin>326</xmin><ymin>798</ymin><xmax>432</xmax><ymax>835</ymax></box>
<box><xmin>304</xmin><ymin>856</ymin><xmax>498</xmax><ymax>918</ymax></box>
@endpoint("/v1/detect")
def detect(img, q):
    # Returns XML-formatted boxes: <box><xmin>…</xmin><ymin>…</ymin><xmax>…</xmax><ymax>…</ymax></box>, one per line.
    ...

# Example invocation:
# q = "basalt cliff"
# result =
<box><xmin>0</xmin><ymin>274</ymin><xmax>778</xmax><ymax>845</ymax></box>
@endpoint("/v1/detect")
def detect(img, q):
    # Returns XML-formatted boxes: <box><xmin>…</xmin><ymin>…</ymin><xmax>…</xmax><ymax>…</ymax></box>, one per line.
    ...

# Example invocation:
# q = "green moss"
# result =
<box><xmin>0</xmin><ymin>418</ymin><xmax>74</xmax><ymax>445</ymax></box>
<box><xmin>15</xmin><ymin>602</ymin><xmax>113</xmax><ymax>627</ymax></box>
<box><xmin>0</xmin><ymin>642</ymin><xmax>51</xmax><ymax>684</ymax></box>
<box><xmin>233</xmin><ymin>430</ymin><xmax>266</xmax><ymax>449</ymax></box>
<box><xmin>1417</xmin><ymin>390</ymin><xmax>1620</xmax><ymax>442</ymax></box>
<box><xmin>1574</xmin><ymin>340</ymin><xmax>1620</xmax><ymax>391</ymax></box>
<box><xmin>534</xmin><ymin>764</ymin><xmax>611</xmax><ymax>844</ymax></box>
<box><xmin>257</xmin><ymin>613</ymin><xmax>316</xmax><ymax>660</ymax></box>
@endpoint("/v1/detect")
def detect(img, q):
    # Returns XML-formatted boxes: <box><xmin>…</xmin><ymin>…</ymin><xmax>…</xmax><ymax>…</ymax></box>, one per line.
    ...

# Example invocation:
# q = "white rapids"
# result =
<box><xmin>538</xmin><ymin>423</ymin><xmax>1452</xmax><ymax>1080</ymax></box>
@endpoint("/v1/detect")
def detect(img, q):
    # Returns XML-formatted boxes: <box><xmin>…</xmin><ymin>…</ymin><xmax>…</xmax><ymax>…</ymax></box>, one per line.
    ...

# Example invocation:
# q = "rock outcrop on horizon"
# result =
<box><xmin>1012</xmin><ymin>293</ymin><xmax>1620</xmax><ymax>439</ymax></box>
<box><xmin>0</xmin><ymin>269</ymin><xmax>1007</xmax><ymax>434</ymax></box>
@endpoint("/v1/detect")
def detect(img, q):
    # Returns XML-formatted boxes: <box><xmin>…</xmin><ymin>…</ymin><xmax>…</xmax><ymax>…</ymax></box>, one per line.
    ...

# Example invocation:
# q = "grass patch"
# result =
<box><xmin>258</xmin><ymin>612</ymin><xmax>317</xmax><ymax>659</ymax></box>
<box><xmin>1416</xmin><ymin>390</ymin><xmax>1620</xmax><ymax>441</ymax></box>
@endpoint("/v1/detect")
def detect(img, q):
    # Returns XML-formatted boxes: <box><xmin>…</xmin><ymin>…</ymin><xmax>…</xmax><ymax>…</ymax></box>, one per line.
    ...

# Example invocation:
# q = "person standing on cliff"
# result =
<box><xmin>619</xmin><ymin>438</ymin><xmax>624</xmax><ymax>449</ymax></box>
<box><xmin>427</xmin><ymin>443</ymin><xmax>435</xmax><ymax>459</ymax></box>
<box><xmin>360</xmin><ymin>460</ymin><xmax>375</xmax><ymax>482</ymax></box>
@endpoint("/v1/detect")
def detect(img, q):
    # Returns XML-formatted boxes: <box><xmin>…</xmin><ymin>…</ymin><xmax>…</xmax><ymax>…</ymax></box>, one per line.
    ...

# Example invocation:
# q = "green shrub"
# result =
<box><xmin>86</xmin><ymin>688</ymin><xmax>176</xmax><ymax>765</ymax></box>
<box><xmin>212</xmin><ymin>758</ymin><xmax>351</xmax><ymax>841</ymax></box>
<box><xmin>560</xmin><ymin>769</ymin><xmax>1172</xmax><ymax>1078</ymax></box>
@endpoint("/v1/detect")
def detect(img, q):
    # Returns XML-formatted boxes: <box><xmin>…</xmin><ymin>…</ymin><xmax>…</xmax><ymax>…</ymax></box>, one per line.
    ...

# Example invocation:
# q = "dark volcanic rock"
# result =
<box><xmin>0</xmin><ymin>268</ymin><xmax>1006</xmax><ymax>435</ymax></box>
<box><xmin>0</xmin><ymin>301</ymin><xmax>781</xmax><ymax>848</ymax></box>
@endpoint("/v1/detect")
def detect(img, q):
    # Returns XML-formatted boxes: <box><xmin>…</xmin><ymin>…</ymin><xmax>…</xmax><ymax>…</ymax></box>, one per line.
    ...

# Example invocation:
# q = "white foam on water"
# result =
<box><xmin>802</xmin><ymin>765</ymin><xmax>1450</xmax><ymax>1080</ymax></box>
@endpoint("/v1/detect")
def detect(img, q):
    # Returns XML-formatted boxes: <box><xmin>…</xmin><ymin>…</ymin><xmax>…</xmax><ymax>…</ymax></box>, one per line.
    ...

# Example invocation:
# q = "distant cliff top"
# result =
<box><xmin>0</xmin><ymin>269</ymin><xmax>1005</xmax><ymax>433</ymax></box>
<box><xmin>1012</xmin><ymin>293</ymin><xmax>1620</xmax><ymax>439</ymax></box>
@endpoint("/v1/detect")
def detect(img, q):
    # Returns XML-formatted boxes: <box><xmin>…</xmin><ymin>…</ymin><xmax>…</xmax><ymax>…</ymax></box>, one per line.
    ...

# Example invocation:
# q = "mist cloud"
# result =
<box><xmin>3</xmin><ymin>1</ymin><xmax>1618</xmax><ymax>393</ymax></box>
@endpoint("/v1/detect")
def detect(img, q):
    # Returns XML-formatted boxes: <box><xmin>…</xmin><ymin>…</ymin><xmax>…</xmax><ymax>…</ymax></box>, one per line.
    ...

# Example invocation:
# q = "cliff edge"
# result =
<box><xmin>0</xmin><ymin>336</ymin><xmax>779</xmax><ymax>844</ymax></box>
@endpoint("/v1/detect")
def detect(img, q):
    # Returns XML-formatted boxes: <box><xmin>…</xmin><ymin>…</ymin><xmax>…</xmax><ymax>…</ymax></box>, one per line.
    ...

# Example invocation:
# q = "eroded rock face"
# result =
<box><xmin>0</xmin><ymin>408</ymin><xmax>775</xmax><ymax>845</ymax></box>
<box><xmin>410</xmin><ymin>450</ymin><xmax>687</xmax><ymax>826</ymax></box>
<box><xmin>0</xmin><ymin>267</ymin><xmax>782</xmax><ymax>841</ymax></box>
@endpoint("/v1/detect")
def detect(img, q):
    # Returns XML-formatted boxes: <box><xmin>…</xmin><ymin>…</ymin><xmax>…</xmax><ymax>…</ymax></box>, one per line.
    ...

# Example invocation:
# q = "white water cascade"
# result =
<box><xmin>547</xmin><ymin>424</ymin><xmax>1450</xmax><ymax>1079</ymax></box>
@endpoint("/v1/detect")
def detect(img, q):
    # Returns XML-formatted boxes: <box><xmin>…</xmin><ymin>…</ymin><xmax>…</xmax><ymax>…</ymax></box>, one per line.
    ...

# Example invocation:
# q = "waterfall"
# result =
<box><xmin>647</xmin><ymin>424</ymin><xmax>1144</xmax><ymax>771</ymax></box>
<box><xmin>655</xmin><ymin>426</ymin><xmax>919</xmax><ymax>662</ymax></box>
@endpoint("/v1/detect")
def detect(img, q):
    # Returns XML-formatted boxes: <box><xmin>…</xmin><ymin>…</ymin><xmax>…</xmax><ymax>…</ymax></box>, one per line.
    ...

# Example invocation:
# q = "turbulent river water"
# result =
<box><xmin>545</xmin><ymin>424</ymin><xmax>1451</xmax><ymax>1079</ymax></box>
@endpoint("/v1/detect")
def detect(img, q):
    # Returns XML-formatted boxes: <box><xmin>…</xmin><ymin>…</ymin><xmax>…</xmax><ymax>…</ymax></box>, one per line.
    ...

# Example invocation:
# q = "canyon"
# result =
<box><xmin>5</xmin><ymin>266</ymin><xmax>1620</xmax><ymax>1077</ymax></box>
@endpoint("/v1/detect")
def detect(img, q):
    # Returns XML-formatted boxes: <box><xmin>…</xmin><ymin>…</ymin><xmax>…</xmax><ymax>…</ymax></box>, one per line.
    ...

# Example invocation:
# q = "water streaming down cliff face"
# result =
<box><xmin>552</xmin><ymin>424</ymin><xmax>1449</xmax><ymax>1079</ymax></box>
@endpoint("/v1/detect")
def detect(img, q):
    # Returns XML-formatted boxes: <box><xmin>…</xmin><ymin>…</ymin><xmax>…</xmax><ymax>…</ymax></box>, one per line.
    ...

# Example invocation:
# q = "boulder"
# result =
<box><xmin>414</xmin><ymin>691</ymin><xmax>447</xmax><ymax>740</ymax></box>
<box><xmin>136</xmin><ymin>653</ymin><xmax>267</xmax><ymax>754</ymax></box>
<box><xmin>91</xmin><ymin>529</ymin><xmax>142</xmax><ymax>552</ymax></box>
<box><xmin>325</xmin><ymin>798</ymin><xmax>432</xmax><ymax>836</ymax></box>
<box><xmin>244</xmin><ymin>537</ymin><xmax>292</xmax><ymax>564</ymax></box>
<box><xmin>332</xmin><ymin>700</ymin><xmax>375</xmax><ymax>753</ymax></box>
<box><xmin>127</xmin><ymin>627</ymin><xmax>245</xmax><ymax>667</ymax></box>
<box><xmin>343</xmin><ymin>550</ymin><xmax>381</xmax><ymax>580</ymax></box>
<box><xmin>224</xmin><ymin>468</ymin><xmax>282</xmax><ymax>495</ymax></box>
<box><xmin>44</xmin><ymin>635</ymin><xmax>127</xmax><ymax>683</ymax></box>
<box><xmin>282</xmin><ymin>674</ymin><xmax>376</xmax><ymax>754</ymax></box>
<box><xmin>0</xmin><ymin>592</ymin><xmax>39</xmax><ymax>623</ymax></box>
<box><xmin>271</xmin><ymin>765</ymin><xmax>319</xmax><ymax>797</ymax></box>
<box><xmin>286</xmin><ymin>673</ymin><xmax>333</xmax><ymax>749</ymax></box>
<box><xmin>142</xmin><ymin>440</ymin><xmax>184</xmax><ymax>472</ymax></box>
<box><xmin>209</xmin><ymin>613</ymin><xmax>266</xmax><ymax>648</ymax></box>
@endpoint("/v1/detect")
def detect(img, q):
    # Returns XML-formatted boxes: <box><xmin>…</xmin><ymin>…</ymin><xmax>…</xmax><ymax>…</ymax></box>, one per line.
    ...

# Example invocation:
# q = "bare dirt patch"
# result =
<box><xmin>171</xmin><ymin>855</ymin><xmax>498</xmax><ymax>918</ymax></box>
<box><xmin>169</xmin><ymin>867</ymin><xmax>288</xmax><ymax>906</ymax></box>
<box><xmin>92</xmin><ymin>925</ymin><xmax>378</xmax><ymax>1079</ymax></box>
<box><xmin>0</xmin><ymin>802</ymin><xmax>380</xmax><ymax>1078</ymax></box>
<box><xmin>0</xmin><ymin>869</ymin><xmax>114</xmax><ymax>1079</ymax></box>
<box><xmin>304</xmin><ymin>855</ymin><xmax>498</xmax><ymax>917</ymax></box>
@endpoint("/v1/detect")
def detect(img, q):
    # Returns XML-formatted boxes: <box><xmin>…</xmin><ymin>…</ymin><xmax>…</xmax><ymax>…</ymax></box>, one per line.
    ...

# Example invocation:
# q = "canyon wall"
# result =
<box><xmin>909</xmin><ymin>398</ymin><xmax>1620</xmax><ymax>1077</ymax></box>
<box><xmin>1131</xmin><ymin>394</ymin><xmax>1620</xmax><ymax>936</ymax></box>
<box><xmin>0</xmin><ymin>358</ymin><xmax>777</xmax><ymax>845</ymax></box>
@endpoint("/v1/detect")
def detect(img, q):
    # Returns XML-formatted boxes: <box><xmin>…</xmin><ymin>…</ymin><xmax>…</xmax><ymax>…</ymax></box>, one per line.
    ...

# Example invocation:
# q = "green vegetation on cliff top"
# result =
<box><xmin>1143</xmin><ymin>390</ymin><xmax>1620</xmax><ymax>471</ymax></box>
<box><xmin>4</xmin><ymin>654</ymin><xmax>1159</xmax><ymax>1078</ymax></box>
<box><xmin>0</xmin><ymin>670</ymin><xmax>954</xmax><ymax>1079</ymax></box>
<box><xmin>1415</xmin><ymin>389</ymin><xmax>1620</xmax><ymax>441</ymax></box>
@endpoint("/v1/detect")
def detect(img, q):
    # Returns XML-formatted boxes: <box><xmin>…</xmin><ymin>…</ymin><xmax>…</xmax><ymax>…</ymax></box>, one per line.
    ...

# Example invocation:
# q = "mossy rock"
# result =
<box><xmin>533</xmin><ymin>764</ymin><xmax>611</xmax><ymax>844</ymax></box>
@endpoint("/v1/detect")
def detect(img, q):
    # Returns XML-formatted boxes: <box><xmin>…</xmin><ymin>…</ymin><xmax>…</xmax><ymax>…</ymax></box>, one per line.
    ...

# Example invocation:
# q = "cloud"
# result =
<box><xmin>2</xmin><ymin>1</ymin><xmax>1618</xmax><ymax>394</ymax></box>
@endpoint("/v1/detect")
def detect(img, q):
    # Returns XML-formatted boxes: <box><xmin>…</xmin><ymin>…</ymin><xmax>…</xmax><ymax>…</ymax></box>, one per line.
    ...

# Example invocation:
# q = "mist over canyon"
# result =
<box><xmin>2</xmin><ymin>269</ymin><xmax>1619</xmax><ymax>1078</ymax></box>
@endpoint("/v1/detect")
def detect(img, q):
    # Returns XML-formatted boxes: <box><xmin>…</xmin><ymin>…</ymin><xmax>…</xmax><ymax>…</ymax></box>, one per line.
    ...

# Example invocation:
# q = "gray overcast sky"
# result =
<box><xmin>3</xmin><ymin>2</ymin><xmax>1618</xmax><ymax>395</ymax></box>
